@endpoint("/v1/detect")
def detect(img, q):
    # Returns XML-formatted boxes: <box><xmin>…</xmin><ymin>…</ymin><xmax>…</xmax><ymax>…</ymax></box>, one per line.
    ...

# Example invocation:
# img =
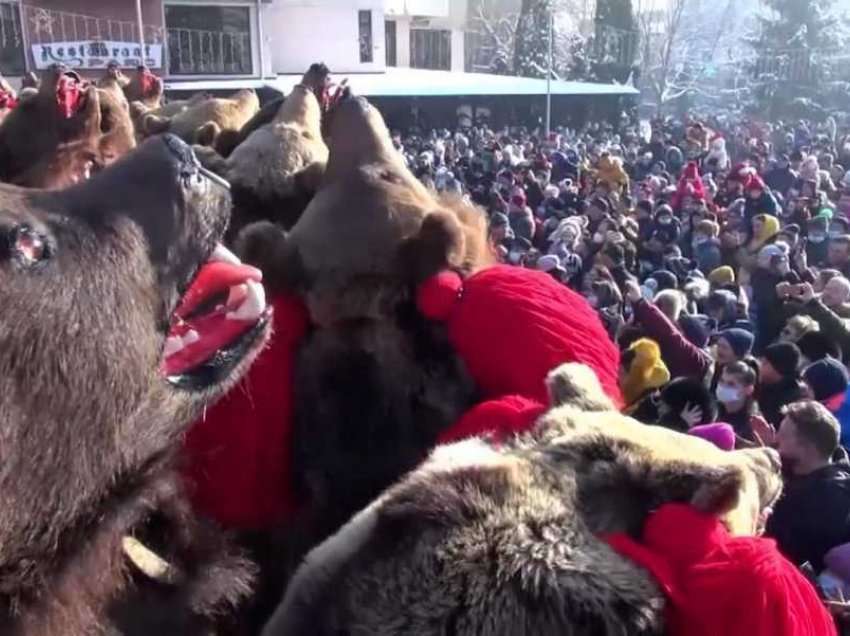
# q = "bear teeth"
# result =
<box><xmin>209</xmin><ymin>242</ymin><xmax>241</xmax><ymax>266</ymax></box>
<box><xmin>226</xmin><ymin>280</ymin><xmax>265</xmax><ymax>322</ymax></box>
<box><xmin>163</xmin><ymin>335</ymin><xmax>183</xmax><ymax>357</ymax></box>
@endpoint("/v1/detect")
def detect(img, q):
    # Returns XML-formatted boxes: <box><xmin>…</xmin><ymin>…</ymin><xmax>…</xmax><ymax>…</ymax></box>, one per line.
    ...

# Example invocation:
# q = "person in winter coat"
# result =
<box><xmin>691</xmin><ymin>219</ymin><xmax>722</xmax><ymax>274</ymax></box>
<box><xmin>765</xmin><ymin>154</ymin><xmax>797</xmax><ymax>197</ymax></box>
<box><xmin>767</xmin><ymin>400</ymin><xmax>850</xmax><ymax>575</ymax></box>
<box><xmin>655</xmin><ymin>377</ymin><xmax>717</xmax><ymax>433</ymax></box>
<box><xmin>744</xmin><ymin>174</ymin><xmax>780</xmax><ymax>229</ymax></box>
<box><xmin>620</xmin><ymin>337</ymin><xmax>670</xmax><ymax>422</ymax></box>
<box><xmin>625</xmin><ymin>280</ymin><xmax>713</xmax><ymax>381</ymax></box>
<box><xmin>704</xmin><ymin>136</ymin><xmax>730</xmax><ymax>172</ymax></box>
<box><xmin>799</xmin><ymin>282</ymin><xmax>850</xmax><ymax>363</ymax></box>
<box><xmin>752</xmin><ymin>244</ymin><xmax>799</xmax><ymax>352</ymax></box>
<box><xmin>758</xmin><ymin>342</ymin><xmax>806</xmax><ymax>426</ymax></box>
<box><xmin>716</xmin><ymin>361</ymin><xmax>761</xmax><ymax>442</ymax></box>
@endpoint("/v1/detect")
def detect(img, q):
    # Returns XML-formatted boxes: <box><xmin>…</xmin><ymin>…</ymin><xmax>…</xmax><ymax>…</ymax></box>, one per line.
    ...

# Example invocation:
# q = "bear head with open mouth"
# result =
<box><xmin>0</xmin><ymin>134</ymin><xmax>269</xmax><ymax>635</ymax></box>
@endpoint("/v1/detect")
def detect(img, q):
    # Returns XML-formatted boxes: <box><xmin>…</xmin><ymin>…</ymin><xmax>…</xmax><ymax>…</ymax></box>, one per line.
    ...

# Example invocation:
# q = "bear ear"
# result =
<box><xmin>546</xmin><ymin>363</ymin><xmax>614</xmax><ymax>412</ymax></box>
<box><xmin>234</xmin><ymin>221</ymin><xmax>305</xmax><ymax>294</ymax></box>
<box><xmin>645</xmin><ymin>461</ymin><xmax>746</xmax><ymax>516</ymax></box>
<box><xmin>192</xmin><ymin>144</ymin><xmax>228</xmax><ymax>177</ymax></box>
<box><xmin>212</xmin><ymin>128</ymin><xmax>241</xmax><ymax>157</ymax></box>
<box><xmin>395</xmin><ymin>209</ymin><xmax>465</xmax><ymax>286</ymax></box>
<box><xmin>143</xmin><ymin>113</ymin><xmax>170</xmax><ymax>136</ymax></box>
<box><xmin>195</xmin><ymin>121</ymin><xmax>221</xmax><ymax>147</ymax></box>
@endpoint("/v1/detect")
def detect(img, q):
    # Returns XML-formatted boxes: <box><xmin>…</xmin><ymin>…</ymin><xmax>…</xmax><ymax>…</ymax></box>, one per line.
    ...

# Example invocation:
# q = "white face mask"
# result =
<box><xmin>716</xmin><ymin>383</ymin><xmax>742</xmax><ymax>404</ymax></box>
<box><xmin>593</xmin><ymin>232</ymin><xmax>605</xmax><ymax>244</ymax></box>
<box><xmin>508</xmin><ymin>251</ymin><xmax>522</xmax><ymax>265</ymax></box>
<box><xmin>586</xmin><ymin>294</ymin><xmax>598</xmax><ymax>308</ymax></box>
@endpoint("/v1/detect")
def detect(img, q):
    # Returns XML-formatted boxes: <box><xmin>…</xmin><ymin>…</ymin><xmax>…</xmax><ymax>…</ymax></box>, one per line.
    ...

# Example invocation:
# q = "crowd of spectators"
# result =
<box><xmin>393</xmin><ymin>113</ymin><xmax>850</xmax><ymax>615</ymax></box>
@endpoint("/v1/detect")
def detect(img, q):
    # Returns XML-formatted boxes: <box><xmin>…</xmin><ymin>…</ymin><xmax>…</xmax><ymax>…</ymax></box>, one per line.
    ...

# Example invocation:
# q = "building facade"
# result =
<box><xmin>0</xmin><ymin>0</ymin><xmax>470</xmax><ymax>79</ymax></box>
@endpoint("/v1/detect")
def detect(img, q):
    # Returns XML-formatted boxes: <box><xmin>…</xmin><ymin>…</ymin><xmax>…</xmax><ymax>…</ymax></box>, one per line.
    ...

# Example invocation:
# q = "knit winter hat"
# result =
<box><xmin>745</xmin><ymin>174</ymin><xmax>766</xmax><ymax>192</ymax></box>
<box><xmin>536</xmin><ymin>254</ymin><xmax>560</xmax><ymax>272</ymax></box>
<box><xmin>708</xmin><ymin>266</ymin><xmax>735</xmax><ymax>287</ymax></box>
<box><xmin>689</xmin><ymin>423</ymin><xmax>736</xmax><ymax>451</ymax></box>
<box><xmin>718</xmin><ymin>328</ymin><xmax>754</xmax><ymax>359</ymax></box>
<box><xmin>621</xmin><ymin>338</ymin><xmax>670</xmax><ymax>406</ymax></box>
<box><xmin>803</xmin><ymin>357</ymin><xmax>850</xmax><ymax>402</ymax></box>
<box><xmin>648</xmin><ymin>269</ymin><xmax>678</xmax><ymax>292</ymax></box>
<box><xmin>417</xmin><ymin>266</ymin><xmax>622</xmax><ymax>407</ymax></box>
<box><xmin>678</xmin><ymin>314</ymin><xmax>712</xmax><ymax>349</ymax></box>
<box><xmin>762</xmin><ymin>342</ymin><xmax>801</xmax><ymax>379</ymax></box>
<box><xmin>797</xmin><ymin>331</ymin><xmax>842</xmax><ymax>365</ymax></box>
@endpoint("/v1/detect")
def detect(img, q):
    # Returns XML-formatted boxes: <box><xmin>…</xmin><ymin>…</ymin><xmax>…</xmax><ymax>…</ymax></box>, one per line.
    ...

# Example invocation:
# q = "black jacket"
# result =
<box><xmin>718</xmin><ymin>399</ymin><xmax>759</xmax><ymax>441</ymax></box>
<box><xmin>758</xmin><ymin>376</ymin><xmax>806</xmax><ymax>427</ymax></box>
<box><xmin>767</xmin><ymin>463</ymin><xmax>850</xmax><ymax>572</ymax></box>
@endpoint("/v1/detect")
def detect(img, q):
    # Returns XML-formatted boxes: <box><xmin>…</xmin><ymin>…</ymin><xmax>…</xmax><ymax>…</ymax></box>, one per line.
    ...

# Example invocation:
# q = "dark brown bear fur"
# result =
<box><xmin>262</xmin><ymin>363</ymin><xmax>784</xmax><ymax>636</ymax></box>
<box><xmin>0</xmin><ymin>65</ymin><xmax>136</xmax><ymax>188</ymax></box>
<box><xmin>0</xmin><ymin>135</ymin><xmax>267</xmax><ymax>636</ymax></box>
<box><xmin>233</xmin><ymin>93</ymin><xmax>492</xmax><ymax>560</ymax></box>
<box><xmin>194</xmin><ymin>64</ymin><xmax>332</xmax><ymax>240</ymax></box>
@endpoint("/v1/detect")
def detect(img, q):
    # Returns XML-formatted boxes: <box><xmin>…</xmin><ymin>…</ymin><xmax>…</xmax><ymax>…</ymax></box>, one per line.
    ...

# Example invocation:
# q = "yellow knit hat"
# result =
<box><xmin>709</xmin><ymin>266</ymin><xmax>735</xmax><ymax>287</ymax></box>
<box><xmin>621</xmin><ymin>338</ymin><xmax>670</xmax><ymax>406</ymax></box>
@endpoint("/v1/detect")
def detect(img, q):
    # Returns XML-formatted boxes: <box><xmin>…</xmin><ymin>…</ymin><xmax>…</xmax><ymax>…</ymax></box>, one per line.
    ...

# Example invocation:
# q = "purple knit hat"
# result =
<box><xmin>689</xmin><ymin>422</ymin><xmax>736</xmax><ymax>451</ymax></box>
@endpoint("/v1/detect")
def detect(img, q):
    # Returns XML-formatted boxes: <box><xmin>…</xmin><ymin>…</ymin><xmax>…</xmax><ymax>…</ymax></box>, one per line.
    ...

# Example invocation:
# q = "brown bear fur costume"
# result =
<box><xmin>0</xmin><ymin>134</ymin><xmax>272</xmax><ymax>635</ymax></box>
<box><xmin>0</xmin><ymin>65</ymin><xmax>136</xmax><ymax>188</ymax></box>
<box><xmin>142</xmin><ymin>89</ymin><xmax>260</xmax><ymax>148</ymax></box>
<box><xmin>229</xmin><ymin>91</ymin><xmax>491</xmax><ymax>563</ymax></box>
<box><xmin>262</xmin><ymin>363</ymin><xmax>783</xmax><ymax>636</ymax></box>
<box><xmin>194</xmin><ymin>64</ymin><xmax>332</xmax><ymax>239</ymax></box>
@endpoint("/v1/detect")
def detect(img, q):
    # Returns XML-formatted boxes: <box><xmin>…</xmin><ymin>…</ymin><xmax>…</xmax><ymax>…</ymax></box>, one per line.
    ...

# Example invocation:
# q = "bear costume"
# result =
<box><xmin>260</xmin><ymin>363</ymin><xmax>803</xmax><ymax>636</ymax></box>
<box><xmin>0</xmin><ymin>135</ymin><xmax>270</xmax><ymax>635</ymax></box>
<box><xmin>183</xmin><ymin>264</ymin><xmax>621</xmax><ymax>530</ymax></box>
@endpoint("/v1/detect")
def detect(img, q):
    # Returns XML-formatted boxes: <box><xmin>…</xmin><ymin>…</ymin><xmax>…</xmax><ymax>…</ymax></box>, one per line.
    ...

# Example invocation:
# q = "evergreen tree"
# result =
<box><xmin>592</xmin><ymin>0</ymin><xmax>637</xmax><ymax>83</ymax></box>
<box><xmin>749</xmin><ymin>0</ymin><xmax>848</xmax><ymax>117</ymax></box>
<box><xmin>514</xmin><ymin>0</ymin><xmax>552</xmax><ymax>78</ymax></box>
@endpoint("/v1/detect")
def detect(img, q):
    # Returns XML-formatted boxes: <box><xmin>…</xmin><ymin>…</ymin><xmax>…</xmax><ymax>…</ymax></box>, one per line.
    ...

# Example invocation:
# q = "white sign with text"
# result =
<box><xmin>31</xmin><ymin>41</ymin><xmax>163</xmax><ymax>70</ymax></box>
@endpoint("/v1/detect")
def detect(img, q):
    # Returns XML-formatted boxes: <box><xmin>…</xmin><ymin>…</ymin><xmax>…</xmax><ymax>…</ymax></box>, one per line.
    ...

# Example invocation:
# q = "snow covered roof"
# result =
<box><xmin>164</xmin><ymin>67</ymin><xmax>638</xmax><ymax>98</ymax></box>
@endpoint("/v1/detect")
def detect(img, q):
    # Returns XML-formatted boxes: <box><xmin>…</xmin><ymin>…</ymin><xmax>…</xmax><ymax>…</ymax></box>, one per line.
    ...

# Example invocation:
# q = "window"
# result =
<box><xmin>410</xmin><ymin>29</ymin><xmax>451</xmax><ymax>71</ymax></box>
<box><xmin>0</xmin><ymin>2</ymin><xmax>25</xmax><ymax>76</ymax></box>
<box><xmin>385</xmin><ymin>20</ymin><xmax>396</xmax><ymax>67</ymax></box>
<box><xmin>358</xmin><ymin>10</ymin><xmax>373</xmax><ymax>63</ymax></box>
<box><xmin>165</xmin><ymin>4</ymin><xmax>252</xmax><ymax>75</ymax></box>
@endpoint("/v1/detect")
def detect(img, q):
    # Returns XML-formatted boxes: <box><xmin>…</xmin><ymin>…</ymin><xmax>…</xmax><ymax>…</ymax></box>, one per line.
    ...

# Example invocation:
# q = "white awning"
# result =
<box><xmin>164</xmin><ymin>67</ymin><xmax>638</xmax><ymax>98</ymax></box>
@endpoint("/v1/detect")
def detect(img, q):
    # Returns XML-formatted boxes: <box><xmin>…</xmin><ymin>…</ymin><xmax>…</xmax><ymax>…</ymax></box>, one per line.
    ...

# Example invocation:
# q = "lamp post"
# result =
<box><xmin>545</xmin><ymin>9</ymin><xmax>553</xmax><ymax>136</ymax></box>
<box><xmin>135</xmin><ymin>0</ymin><xmax>145</xmax><ymax>60</ymax></box>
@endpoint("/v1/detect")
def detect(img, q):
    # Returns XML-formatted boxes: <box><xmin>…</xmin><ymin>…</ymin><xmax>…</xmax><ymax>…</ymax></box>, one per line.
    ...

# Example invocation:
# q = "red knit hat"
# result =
<box><xmin>746</xmin><ymin>173</ymin><xmax>766</xmax><ymax>192</ymax></box>
<box><xmin>682</xmin><ymin>161</ymin><xmax>700</xmax><ymax>182</ymax></box>
<box><xmin>418</xmin><ymin>266</ymin><xmax>621</xmax><ymax>443</ymax></box>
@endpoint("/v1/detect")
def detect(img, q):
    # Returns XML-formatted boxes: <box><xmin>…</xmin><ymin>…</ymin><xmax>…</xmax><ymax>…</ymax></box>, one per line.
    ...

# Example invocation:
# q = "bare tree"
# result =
<box><xmin>636</xmin><ymin>0</ymin><xmax>736</xmax><ymax>112</ymax></box>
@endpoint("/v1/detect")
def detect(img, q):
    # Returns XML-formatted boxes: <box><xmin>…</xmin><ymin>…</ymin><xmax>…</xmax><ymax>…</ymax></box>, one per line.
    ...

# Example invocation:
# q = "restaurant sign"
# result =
<box><xmin>32</xmin><ymin>40</ymin><xmax>163</xmax><ymax>70</ymax></box>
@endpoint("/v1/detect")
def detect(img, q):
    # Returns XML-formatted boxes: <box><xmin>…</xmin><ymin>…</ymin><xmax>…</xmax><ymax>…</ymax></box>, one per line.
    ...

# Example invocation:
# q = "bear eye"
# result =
<box><xmin>3</xmin><ymin>225</ymin><xmax>50</xmax><ymax>266</ymax></box>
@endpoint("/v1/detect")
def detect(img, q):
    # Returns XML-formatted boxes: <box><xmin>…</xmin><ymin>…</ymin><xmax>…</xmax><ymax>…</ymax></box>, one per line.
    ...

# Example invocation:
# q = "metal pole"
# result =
<box><xmin>135</xmin><ymin>0</ymin><xmax>145</xmax><ymax>60</ymax></box>
<box><xmin>256</xmin><ymin>0</ymin><xmax>265</xmax><ymax>79</ymax></box>
<box><xmin>545</xmin><ymin>10</ymin><xmax>553</xmax><ymax>136</ymax></box>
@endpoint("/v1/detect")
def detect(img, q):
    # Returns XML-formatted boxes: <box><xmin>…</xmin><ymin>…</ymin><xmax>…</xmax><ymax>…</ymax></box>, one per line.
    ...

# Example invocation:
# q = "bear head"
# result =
<box><xmin>236</xmin><ymin>91</ymin><xmax>491</xmax><ymax>327</ymax></box>
<box><xmin>263</xmin><ymin>363</ymin><xmax>782</xmax><ymax>636</ymax></box>
<box><xmin>0</xmin><ymin>134</ymin><xmax>271</xmax><ymax>591</ymax></box>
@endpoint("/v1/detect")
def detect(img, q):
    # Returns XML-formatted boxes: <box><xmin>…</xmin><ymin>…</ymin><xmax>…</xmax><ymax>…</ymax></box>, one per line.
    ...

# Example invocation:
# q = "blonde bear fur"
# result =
<box><xmin>141</xmin><ymin>89</ymin><xmax>259</xmax><ymax>146</ymax></box>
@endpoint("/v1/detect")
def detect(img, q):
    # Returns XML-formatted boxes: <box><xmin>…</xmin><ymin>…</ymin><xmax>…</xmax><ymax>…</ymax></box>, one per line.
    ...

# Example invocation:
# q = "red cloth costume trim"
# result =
<box><xmin>603</xmin><ymin>504</ymin><xmax>836</xmax><ymax>636</ymax></box>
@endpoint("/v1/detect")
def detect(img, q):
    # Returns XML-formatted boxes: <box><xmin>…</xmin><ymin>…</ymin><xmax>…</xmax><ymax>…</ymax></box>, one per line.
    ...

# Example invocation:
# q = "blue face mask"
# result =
<box><xmin>716</xmin><ymin>383</ymin><xmax>742</xmax><ymax>404</ymax></box>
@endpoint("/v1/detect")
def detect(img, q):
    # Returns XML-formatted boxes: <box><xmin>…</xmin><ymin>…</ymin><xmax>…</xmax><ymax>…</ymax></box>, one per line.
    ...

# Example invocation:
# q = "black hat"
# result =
<box><xmin>797</xmin><ymin>331</ymin><xmax>843</xmax><ymax>363</ymax></box>
<box><xmin>803</xmin><ymin>357</ymin><xmax>850</xmax><ymax>401</ymax></box>
<box><xmin>763</xmin><ymin>342</ymin><xmax>801</xmax><ymax>378</ymax></box>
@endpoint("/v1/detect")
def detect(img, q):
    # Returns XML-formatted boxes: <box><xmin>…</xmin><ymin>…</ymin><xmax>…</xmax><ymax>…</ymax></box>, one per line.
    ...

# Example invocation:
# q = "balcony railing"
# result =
<box><xmin>166</xmin><ymin>26</ymin><xmax>251</xmax><ymax>75</ymax></box>
<box><xmin>22</xmin><ymin>4</ymin><xmax>162</xmax><ymax>45</ymax></box>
